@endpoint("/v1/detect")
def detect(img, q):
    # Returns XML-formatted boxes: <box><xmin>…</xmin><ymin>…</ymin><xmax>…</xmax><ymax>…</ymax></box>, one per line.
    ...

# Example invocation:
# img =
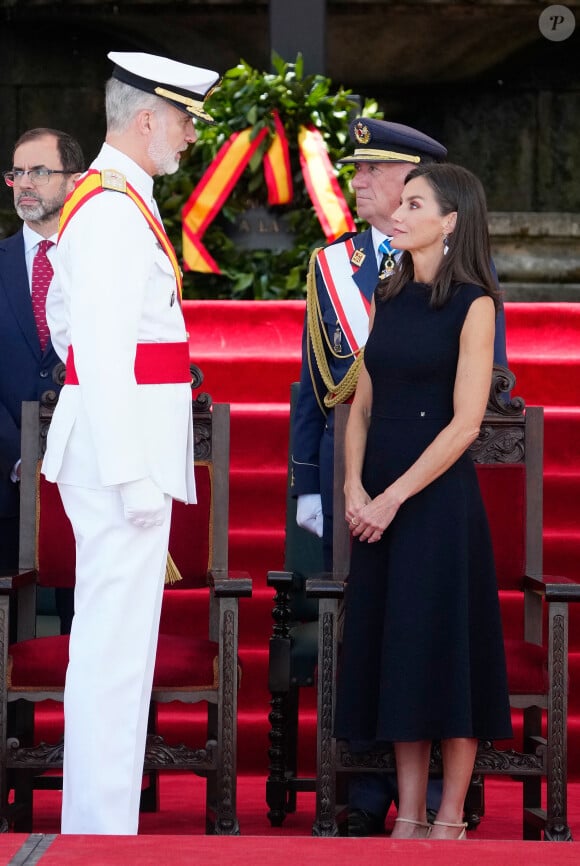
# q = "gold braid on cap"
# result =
<box><xmin>306</xmin><ymin>247</ymin><xmax>364</xmax><ymax>410</ymax></box>
<box><xmin>155</xmin><ymin>86</ymin><xmax>204</xmax><ymax>112</ymax></box>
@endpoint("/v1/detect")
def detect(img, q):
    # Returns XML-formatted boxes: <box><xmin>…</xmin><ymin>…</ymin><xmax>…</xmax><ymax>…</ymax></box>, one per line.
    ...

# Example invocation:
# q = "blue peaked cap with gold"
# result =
<box><xmin>338</xmin><ymin>117</ymin><xmax>447</xmax><ymax>164</ymax></box>
<box><xmin>108</xmin><ymin>51</ymin><xmax>220</xmax><ymax>124</ymax></box>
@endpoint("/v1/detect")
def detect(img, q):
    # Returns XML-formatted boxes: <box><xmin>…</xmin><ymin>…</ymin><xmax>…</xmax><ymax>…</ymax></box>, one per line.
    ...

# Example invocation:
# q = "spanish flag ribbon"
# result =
<box><xmin>182</xmin><ymin>126</ymin><xmax>269</xmax><ymax>273</ymax></box>
<box><xmin>60</xmin><ymin>169</ymin><xmax>183</xmax><ymax>297</ymax></box>
<box><xmin>298</xmin><ymin>125</ymin><xmax>356</xmax><ymax>241</ymax></box>
<box><xmin>182</xmin><ymin>115</ymin><xmax>354</xmax><ymax>273</ymax></box>
<box><xmin>263</xmin><ymin>110</ymin><xmax>293</xmax><ymax>205</ymax></box>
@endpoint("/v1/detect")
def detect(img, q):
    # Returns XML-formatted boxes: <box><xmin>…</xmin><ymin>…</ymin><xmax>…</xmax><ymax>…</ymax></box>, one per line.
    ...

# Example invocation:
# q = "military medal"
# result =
<box><xmin>350</xmin><ymin>248</ymin><xmax>366</xmax><ymax>268</ymax></box>
<box><xmin>378</xmin><ymin>238</ymin><xmax>398</xmax><ymax>280</ymax></box>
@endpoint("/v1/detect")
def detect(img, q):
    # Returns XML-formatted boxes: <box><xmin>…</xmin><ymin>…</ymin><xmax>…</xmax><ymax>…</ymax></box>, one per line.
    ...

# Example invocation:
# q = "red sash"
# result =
<box><xmin>65</xmin><ymin>343</ymin><xmax>191</xmax><ymax>385</ymax></box>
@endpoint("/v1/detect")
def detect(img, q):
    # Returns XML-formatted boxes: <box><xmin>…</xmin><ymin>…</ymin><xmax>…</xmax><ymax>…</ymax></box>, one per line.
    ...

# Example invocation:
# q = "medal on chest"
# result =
<box><xmin>378</xmin><ymin>238</ymin><xmax>398</xmax><ymax>280</ymax></box>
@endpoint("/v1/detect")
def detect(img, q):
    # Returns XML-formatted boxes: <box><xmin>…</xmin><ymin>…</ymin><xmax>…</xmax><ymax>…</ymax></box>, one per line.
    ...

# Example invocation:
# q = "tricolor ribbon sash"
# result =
<box><xmin>182</xmin><ymin>115</ymin><xmax>355</xmax><ymax>273</ymax></box>
<box><xmin>59</xmin><ymin>169</ymin><xmax>183</xmax><ymax>298</ymax></box>
<box><xmin>298</xmin><ymin>125</ymin><xmax>356</xmax><ymax>243</ymax></box>
<box><xmin>317</xmin><ymin>238</ymin><xmax>371</xmax><ymax>354</ymax></box>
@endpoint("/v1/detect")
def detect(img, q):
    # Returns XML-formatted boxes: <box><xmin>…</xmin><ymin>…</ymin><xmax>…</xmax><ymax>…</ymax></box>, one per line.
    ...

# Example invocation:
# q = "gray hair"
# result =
<box><xmin>105</xmin><ymin>77</ymin><xmax>165</xmax><ymax>134</ymax></box>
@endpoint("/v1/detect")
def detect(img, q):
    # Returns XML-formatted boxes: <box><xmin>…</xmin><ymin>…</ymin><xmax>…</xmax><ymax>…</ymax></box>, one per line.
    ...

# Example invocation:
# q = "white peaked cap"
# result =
<box><xmin>107</xmin><ymin>51</ymin><xmax>220</xmax><ymax>123</ymax></box>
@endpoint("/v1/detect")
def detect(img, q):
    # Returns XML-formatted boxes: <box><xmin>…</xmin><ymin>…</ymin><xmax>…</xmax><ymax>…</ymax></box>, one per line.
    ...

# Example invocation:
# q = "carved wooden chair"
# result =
<box><xmin>0</xmin><ymin>368</ymin><xmax>251</xmax><ymax>834</ymax></box>
<box><xmin>308</xmin><ymin>366</ymin><xmax>580</xmax><ymax>840</ymax></box>
<box><xmin>266</xmin><ymin>382</ymin><xmax>323</xmax><ymax>826</ymax></box>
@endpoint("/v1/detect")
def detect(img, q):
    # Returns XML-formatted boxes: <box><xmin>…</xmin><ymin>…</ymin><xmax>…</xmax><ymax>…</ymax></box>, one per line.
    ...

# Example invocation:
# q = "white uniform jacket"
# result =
<box><xmin>42</xmin><ymin>143</ymin><xmax>196</xmax><ymax>504</ymax></box>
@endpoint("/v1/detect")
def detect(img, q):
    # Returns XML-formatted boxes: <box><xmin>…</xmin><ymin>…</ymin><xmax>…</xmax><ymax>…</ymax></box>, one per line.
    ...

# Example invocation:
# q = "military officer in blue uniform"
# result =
<box><xmin>290</xmin><ymin>117</ymin><xmax>508</xmax><ymax>835</ymax></box>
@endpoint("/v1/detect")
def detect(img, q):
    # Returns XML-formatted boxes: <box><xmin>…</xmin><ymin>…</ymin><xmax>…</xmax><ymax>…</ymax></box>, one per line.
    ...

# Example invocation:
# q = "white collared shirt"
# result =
<box><xmin>22</xmin><ymin>223</ymin><xmax>58</xmax><ymax>291</ymax></box>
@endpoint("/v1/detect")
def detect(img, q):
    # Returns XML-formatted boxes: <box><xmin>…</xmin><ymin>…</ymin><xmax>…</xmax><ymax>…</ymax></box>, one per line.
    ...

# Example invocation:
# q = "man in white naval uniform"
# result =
<box><xmin>42</xmin><ymin>51</ymin><xmax>219</xmax><ymax>835</ymax></box>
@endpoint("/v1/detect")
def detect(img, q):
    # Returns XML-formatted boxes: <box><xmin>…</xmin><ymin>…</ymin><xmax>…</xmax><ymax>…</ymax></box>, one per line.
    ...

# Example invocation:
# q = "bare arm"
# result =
<box><xmin>351</xmin><ymin>295</ymin><xmax>495</xmax><ymax>543</ymax></box>
<box><xmin>343</xmin><ymin>299</ymin><xmax>375</xmax><ymax>522</ymax></box>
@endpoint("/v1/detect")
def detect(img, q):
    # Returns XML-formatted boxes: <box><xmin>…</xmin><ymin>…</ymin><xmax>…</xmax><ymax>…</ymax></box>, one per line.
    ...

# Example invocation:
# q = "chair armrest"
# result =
<box><xmin>0</xmin><ymin>569</ymin><xmax>37</xmax><ymax>593</ymax></box>
<box><xmin>305</xmin><ymin>573</ymin><xmax>345</xmax><ymax>599</ymax></box>
<box><xmin>209</xmin><ymin>569</ymin><xmax>252</xmax><ymax>598</ymax></box>
<box><xmin>524</xmin><ymin>573</ymin><xmax>580</xmax><ymax>603</ymax></box>
<box><xmin>267</xmin><ymin>569</ymin><xmax>307</xmax><ymax>593</ymax></box>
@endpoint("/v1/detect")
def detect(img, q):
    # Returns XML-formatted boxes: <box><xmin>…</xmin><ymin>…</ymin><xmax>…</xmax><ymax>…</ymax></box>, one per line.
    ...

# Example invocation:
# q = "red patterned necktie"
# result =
<box><xmin>31</xmin><ymin>239</ymin><xmax>54</xmax><ymax>352</ymax></box>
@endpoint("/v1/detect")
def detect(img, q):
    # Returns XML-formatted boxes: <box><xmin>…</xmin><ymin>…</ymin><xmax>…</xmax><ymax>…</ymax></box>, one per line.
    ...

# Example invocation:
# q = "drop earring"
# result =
<box><xmin>443</xmin><ymin>235</ymin><xmax>450</xmax><ymax>256</ymax></box>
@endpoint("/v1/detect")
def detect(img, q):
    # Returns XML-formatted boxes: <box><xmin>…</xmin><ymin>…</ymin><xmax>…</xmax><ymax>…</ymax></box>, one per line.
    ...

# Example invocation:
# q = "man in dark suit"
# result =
<box><xmin>0</xmin><ymin>128</ymin><xmax>84</xmax><ymax>598</ymax></box>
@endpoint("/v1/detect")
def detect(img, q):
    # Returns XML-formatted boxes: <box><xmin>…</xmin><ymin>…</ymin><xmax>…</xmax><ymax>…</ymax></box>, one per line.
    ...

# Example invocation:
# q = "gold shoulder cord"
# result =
<box><xmin>306</xmin><ymin>247</ymin><xmax>364</xmax><ymax>411</ymax></box>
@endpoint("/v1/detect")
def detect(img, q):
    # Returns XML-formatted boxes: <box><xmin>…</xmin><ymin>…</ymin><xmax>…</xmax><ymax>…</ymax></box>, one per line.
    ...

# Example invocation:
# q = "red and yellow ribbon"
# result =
<box><xmin>263</xmin><ymin>110</ymin><xmax>293</xmax><ymax>206</ymax></box>
<box><xmin>182</xmin><ymin>114</ymin><xmax>355</xmax><ymax>274</ymax></box>
<box><xmin>298</xmin><ymin>125</ymin><xmax>356</xmax><ymax>242</ymax></box>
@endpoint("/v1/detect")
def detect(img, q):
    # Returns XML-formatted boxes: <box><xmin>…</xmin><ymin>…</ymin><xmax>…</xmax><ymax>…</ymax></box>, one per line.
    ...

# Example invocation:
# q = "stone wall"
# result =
<box><xmin>490</xmin><ymin>213</ymin><xmax>580</xmax><ymax>301</ymax></box>
<box><xmin>1</xmin><ymin>0</ymin><xmax>578</xmax><ymax>297</ymax></box>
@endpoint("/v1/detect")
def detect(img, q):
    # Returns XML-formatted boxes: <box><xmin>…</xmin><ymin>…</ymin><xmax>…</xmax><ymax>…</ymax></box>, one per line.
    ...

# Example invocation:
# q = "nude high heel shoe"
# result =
<box><xmin>393</xmin><ymin>817</ymin><xmax>432</xmax><ymax>838</ymax></box>
<box><xmin>432</xmin><ymin>819</ymin><xmax>468</xmax><ymax>839</ymax></box>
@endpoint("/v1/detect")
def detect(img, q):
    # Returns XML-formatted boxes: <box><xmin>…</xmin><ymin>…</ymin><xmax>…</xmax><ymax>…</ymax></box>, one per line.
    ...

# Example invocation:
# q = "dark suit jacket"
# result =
<box><xmin>0</xmin><ymin>229</ymin><xmax>63</xmax><ymax>522</ymax></box>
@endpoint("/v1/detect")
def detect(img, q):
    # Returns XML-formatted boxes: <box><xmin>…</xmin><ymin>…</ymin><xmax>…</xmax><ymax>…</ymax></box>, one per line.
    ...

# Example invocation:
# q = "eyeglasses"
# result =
<box><xmin>3</xmin><ymin>169</ymin><xmax>73</xmax><ymax>187</ymax></box>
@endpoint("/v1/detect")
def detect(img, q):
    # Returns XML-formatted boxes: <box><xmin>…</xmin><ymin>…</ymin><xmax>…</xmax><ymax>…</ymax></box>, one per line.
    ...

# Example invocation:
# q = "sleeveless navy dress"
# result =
<box><xmin>334</xmin><ymin>282</ymin><xmax>513</xmax><ymax>743</ymax></box>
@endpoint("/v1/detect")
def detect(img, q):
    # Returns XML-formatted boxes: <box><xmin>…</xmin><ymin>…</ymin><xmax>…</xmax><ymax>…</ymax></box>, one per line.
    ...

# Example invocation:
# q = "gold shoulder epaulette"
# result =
<box><xmin>100</xmin><ymin>169</ymin><xmax>127</xmax><ymax>193</ymax></box>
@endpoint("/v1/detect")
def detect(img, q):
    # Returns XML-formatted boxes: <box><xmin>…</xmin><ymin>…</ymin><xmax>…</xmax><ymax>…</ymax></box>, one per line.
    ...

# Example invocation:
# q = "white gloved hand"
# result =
<box><xmin>296</xmin><ymin>493</ymin><xmax>324</xmax><ymax>538</ymax></box>
<box><xmin>120</xmin><ymin>477</ymin><xmax>166</xmax><ymax>528</ymax></box>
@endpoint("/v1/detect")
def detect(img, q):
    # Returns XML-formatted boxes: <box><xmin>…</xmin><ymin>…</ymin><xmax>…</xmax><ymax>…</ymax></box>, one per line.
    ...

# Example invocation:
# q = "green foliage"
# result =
<box><xmin>155</xmin><ymin>55</ymin><xmax>381</xmax><ymax>300</ymax></box>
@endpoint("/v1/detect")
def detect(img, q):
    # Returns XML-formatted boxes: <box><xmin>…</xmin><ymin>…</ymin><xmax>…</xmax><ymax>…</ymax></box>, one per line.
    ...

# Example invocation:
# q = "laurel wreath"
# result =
<box><xmin>155</xmin><ymin>54</ymin><xmax>381</xmax><ymax>300</ymax></box>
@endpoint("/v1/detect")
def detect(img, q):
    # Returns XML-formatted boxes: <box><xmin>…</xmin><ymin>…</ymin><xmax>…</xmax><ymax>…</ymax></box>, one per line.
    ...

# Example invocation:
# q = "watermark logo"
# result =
<box><xmin>539</xmin><ymin>4</ymin><xmax>576</xmax><ymax>41</ymax></box>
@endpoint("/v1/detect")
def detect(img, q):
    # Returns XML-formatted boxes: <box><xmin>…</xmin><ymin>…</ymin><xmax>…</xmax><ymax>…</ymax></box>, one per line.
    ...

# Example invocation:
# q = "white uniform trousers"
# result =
<box><xmin>58</xmin><ymin>482</ymin><xmax>172</xmax><ymax>834</ymax></box>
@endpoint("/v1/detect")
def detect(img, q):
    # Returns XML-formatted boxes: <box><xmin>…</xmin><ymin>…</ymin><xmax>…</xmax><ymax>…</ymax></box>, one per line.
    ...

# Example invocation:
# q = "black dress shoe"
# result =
<box><xmin>346</xmin><ymin>808</ymin><xmax>384</xmax><ymax>836</ymax></box>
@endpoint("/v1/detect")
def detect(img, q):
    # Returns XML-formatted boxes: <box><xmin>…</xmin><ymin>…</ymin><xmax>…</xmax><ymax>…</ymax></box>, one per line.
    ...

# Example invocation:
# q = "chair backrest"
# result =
<box><xmin>18</xmin><ymin>365</ymin><xmax>226</xmax><ymax>592</ymax></box>
<box><xmin>332</xmin><ymin>365</ymin><xmax>543</xmax><ymax>593</ymax></box>
<box><xmin>18</xmin><ymin>399</ymin><xmax>72</xmax><ymax>584</ymax></box>
<box><xmin>469</xmin><ymin>366</ymin><xmax>543</xmax><ymax>588</ymax></box>
<box><xmin>167</xmin><ymin>400</ymin><xmax>230</xmax><ymax>588</ymax></box>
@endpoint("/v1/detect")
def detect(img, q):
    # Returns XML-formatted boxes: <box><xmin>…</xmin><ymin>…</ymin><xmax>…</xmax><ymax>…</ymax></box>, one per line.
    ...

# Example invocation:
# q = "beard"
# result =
<box><xmin>147</xmin><ymin>117</ymin><xmax>182</xmax><ymax>176</ymax></box>
<box><xmin>15</xmin><ymin>184</ymin><xmax>67</xmax><ymax>224</ymax></box>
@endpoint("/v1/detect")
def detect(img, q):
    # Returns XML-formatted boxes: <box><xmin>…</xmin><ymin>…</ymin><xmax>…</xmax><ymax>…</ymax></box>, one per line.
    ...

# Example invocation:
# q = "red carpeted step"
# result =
<box><xmin>510</xmin><ymin>359</ymin><xmax>580</xmax><ymax>407</ymax></box>
<box><xmin>229</xmin><ymin>527</ymin><xmax>285</xmax><ymax>587</ymax></box>
<box><xmin>230</xmin><ymin>467</ymin><xmax>287</xmax><ymax>534</ymax></box>
<box><xmin>185</xmin><ymin>300</ymin><xmax>304</xmax><ymax>404</ymax></box>
<box><xmin>544</xmin><ymin>472</ymin><xmax>580</xmax><ymax>531</ymax></box>
<box><xmin>505</xmin><ymin>303</ymin><xmax>580</xmax><ymax>353</ymax></box>
<box><xmin>185</xmin><ymin>300</ymin><xmax>303</xmax><ymax>352</ymax></box>
<box><xmin>505</xmin><ymin>303</ymin><xmax>580</xmax><ymax>406</ymax></box>
<box><xmin>570</xmin><ymin>654</ymin><xmax>580</xmax><ymax>714</ymax></box>
<box><xmin>544</xmin><ymin>530</ymin><xmax>580</xmax><ymax>581</ymax></box>
<box><xmin>544</xmin><ymin>408</ymin><xmax>580</xmax><ymax>471</ymax></box>
<box><xmin>230</xmin><ymin>403</ymin><xmax>290</xmax><ymax>471</ymax></box>
<box><xmin>160</xmin><ymin>586</ymin><xmax>277</xmax><ymax>647</ymax></box>
<box><xmin>195</xmin><ymin>358</ymin><xmax>301</xmax><ymax>404</ymax></box>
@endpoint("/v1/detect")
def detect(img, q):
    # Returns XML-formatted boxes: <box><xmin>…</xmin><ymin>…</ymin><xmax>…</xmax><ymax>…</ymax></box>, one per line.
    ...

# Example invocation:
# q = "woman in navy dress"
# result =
<box><xmin>334</xmin><ymin>163</ymin><xmax>512</xmax><ymax>840</ymax></box>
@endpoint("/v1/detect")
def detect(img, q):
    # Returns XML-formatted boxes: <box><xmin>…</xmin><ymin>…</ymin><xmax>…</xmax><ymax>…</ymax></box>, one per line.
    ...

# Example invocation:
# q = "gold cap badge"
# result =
<box><xmin>354</xmin><ymin>121</ymin><xmax>371</xmax><ymax>145</ymax></box>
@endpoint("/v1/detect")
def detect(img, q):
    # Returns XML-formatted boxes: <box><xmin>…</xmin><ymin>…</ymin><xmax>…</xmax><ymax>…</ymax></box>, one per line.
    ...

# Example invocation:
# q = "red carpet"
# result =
<box><xmin>5</xmin><ymin>835</ymin><xmax>580</xmax><ymax>866</ymax></box>
<box><xmin>25</xmin><ymin>301</ymin><xmax>580</xmax><ymax>855</ymax></box>
<box><xmin>5</xmin><ymin>776</ymin><xmax>580</xmax><ymax>862</ymax></box>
